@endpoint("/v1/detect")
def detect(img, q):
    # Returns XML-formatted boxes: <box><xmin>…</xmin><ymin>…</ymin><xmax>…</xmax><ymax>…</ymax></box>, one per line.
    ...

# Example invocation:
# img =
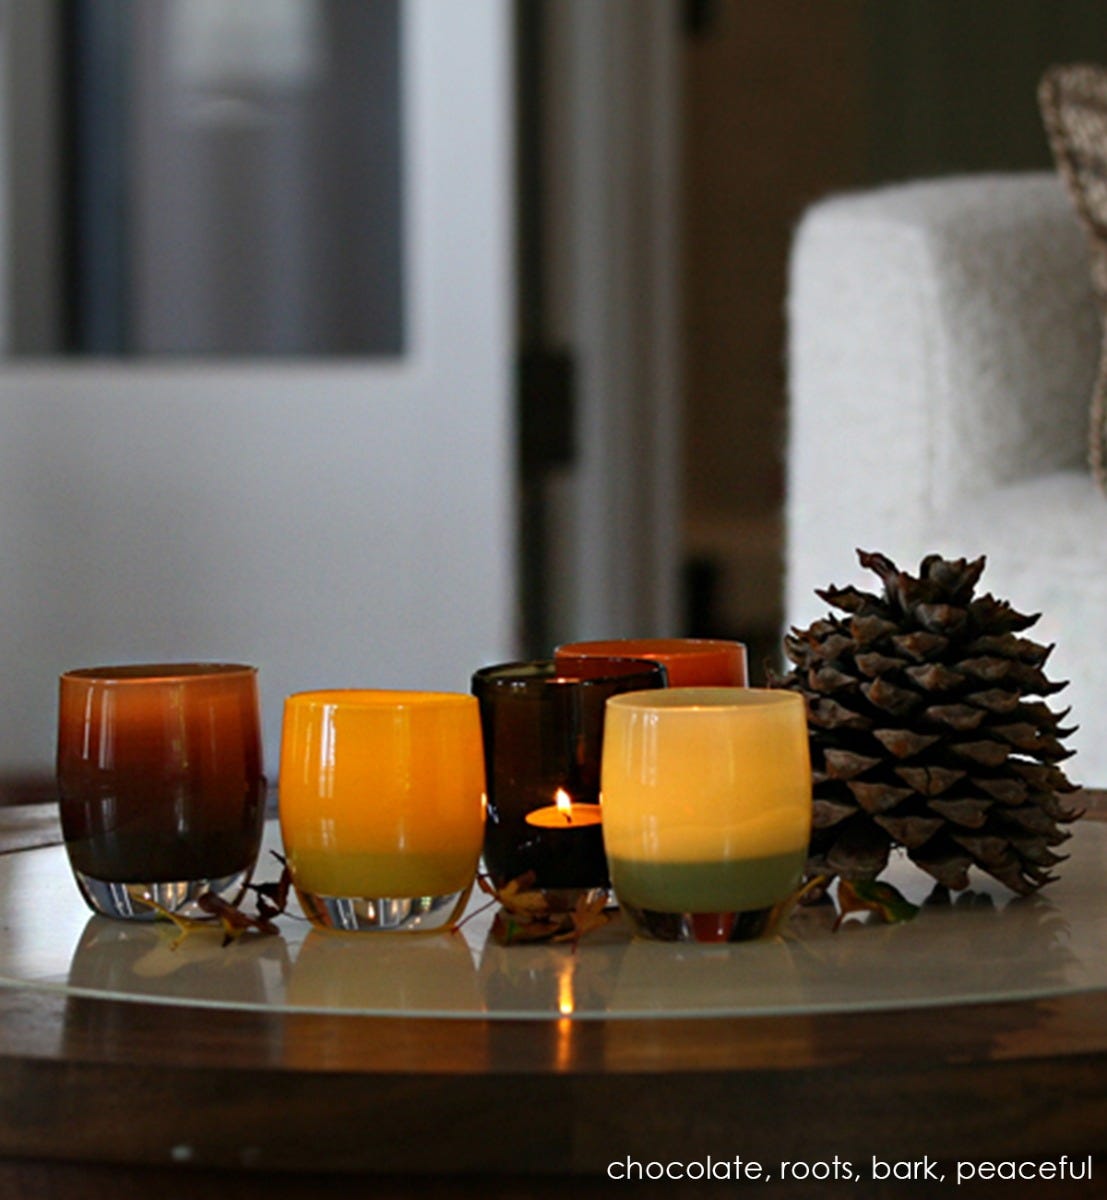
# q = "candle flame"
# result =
<box><xmin>555</xmin><ymin>788</ymin><xmax>572</xmax><ymax>823</ymax></box>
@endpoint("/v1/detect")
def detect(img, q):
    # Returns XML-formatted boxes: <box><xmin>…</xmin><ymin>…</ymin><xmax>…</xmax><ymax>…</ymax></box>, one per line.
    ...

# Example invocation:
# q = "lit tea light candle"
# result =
<box><xmin>525</xmin><ymin>788</ymin><xmax>602</xmax><ymax>829</ymax></box>
<box><xmin>517</xmin><ymin>787</ymin><xmax>607</xmax><ymax>894</ymax></box>
<box><xmin>471</xmin><ymin>659</ymin><xmax>664</xmax><ymax>893</ymax></box>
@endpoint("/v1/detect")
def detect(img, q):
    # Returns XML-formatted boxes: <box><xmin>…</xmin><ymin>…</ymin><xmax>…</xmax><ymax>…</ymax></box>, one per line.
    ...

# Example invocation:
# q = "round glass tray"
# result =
<box><xmin>0</xmin><ymin>818</ymin><xmax>1104</xmax><ymax>1021</ymax></box>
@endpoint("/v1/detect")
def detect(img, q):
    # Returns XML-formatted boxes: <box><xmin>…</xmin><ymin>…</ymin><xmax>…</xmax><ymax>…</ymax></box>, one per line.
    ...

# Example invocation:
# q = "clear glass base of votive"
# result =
<box><xmin>295</xmin><ymin>884</ymin><xmax>472</xmax><ymax>933</ymax></box>
<box><xmin>619</xmin><ymin>901</ymin><xmax>773</xmax><ymax>943</ymax></box>
<box><xmin>72</xmin><ymin>866</ymin><xmax>253</xmax><ymax>921</ymax></box>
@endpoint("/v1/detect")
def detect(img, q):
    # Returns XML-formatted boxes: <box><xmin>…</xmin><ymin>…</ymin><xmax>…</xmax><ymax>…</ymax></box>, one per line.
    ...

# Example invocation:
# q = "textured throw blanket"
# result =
<box><xmin>1041</xmin><ymin>62</ymin><xmax>1107</xmax><ymax>495</ymax></box>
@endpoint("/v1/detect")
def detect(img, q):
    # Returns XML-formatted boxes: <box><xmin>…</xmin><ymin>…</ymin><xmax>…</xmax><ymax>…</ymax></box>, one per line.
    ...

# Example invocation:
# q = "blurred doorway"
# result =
<box><xmin>518</xmin><ymin>0</ymin><xmax>682</xmax><ymax>655</ymax></box>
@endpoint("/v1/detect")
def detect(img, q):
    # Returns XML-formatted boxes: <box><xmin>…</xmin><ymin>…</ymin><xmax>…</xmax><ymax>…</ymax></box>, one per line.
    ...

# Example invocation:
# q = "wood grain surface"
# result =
<box><xmin>0</xmin><ymin>793</ymin><xmax>1104</xmax><ymax>1197</ymax></box>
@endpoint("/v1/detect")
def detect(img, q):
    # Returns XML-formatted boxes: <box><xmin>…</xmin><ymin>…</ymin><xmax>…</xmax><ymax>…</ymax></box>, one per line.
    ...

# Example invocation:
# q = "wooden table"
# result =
<box><xmin>2</xmin><ymin>798</ymin><xmax>1106</xmax><ymax>1199</ymax></box>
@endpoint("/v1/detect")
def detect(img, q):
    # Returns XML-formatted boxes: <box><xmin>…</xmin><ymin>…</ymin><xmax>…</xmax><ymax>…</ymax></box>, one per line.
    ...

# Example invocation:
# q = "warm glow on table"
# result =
<box><xmin>279</xmin><ymin>690</ymin><xmax>485</xmax><ymax>899</ymax></box>
<box><xmin>601</xmin><ymin>688</ymin><xmax>811</xmax><ymax>915</ymax></box>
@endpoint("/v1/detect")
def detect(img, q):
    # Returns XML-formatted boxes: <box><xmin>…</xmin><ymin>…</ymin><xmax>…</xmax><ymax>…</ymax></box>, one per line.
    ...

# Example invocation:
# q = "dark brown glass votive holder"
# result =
<box><xmin>471</xmin><ymin>657</ymin><xmax>666</xmax><ymax>899</ymax></box>
<box><xmin>57</xmin><ymin>663</ymin><xmax>266</xmax><ymax>920</ymax></box>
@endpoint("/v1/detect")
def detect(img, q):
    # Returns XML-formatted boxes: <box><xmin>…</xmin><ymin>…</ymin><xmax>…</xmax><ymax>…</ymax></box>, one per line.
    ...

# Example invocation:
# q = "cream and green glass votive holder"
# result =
<box><xmin>600</xmin><ymin>687</ymin><xmax>812</xmax><ymax>943</ymax></box>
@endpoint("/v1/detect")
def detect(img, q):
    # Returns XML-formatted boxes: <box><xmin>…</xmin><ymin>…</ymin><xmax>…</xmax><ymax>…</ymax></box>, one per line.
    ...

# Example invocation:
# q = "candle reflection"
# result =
<box><xmin>556</xmin><ymin>957</ymin><xmax>576</xmax><ymax>1071</ymax></box>
<box><xmin>557</xmin><ymin>957</ymin><xmax>575</xmax><ymax>1015</ymax></box>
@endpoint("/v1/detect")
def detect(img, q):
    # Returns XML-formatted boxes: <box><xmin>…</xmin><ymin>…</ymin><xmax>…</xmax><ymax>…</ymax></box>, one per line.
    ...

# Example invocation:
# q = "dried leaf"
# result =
<box><xmin>834</xmin><ymin>879</ymin><xmax>919</xmax><ymax>929</ymax></box>
<box><xmin>552</xmin><ymin>891</ymin><xmax>613</xmax><ymax>947</ymax></box>
<box><xmin>196</xmin><ymin>891</ymin><xmax>280</xmax><ymax>946</ymax></box>
<box><xmin>129</xmin><ymin>860</ymin><xmax>287</xmax><ymax>949</ymax></box>
<box><xmin>482</xmin><ymin>874</ymin><xmax>613</xmax><ymax>946</ymax></box>
<box><xmin>477</xmin><ymin>872</ymin><xmax>552</xmax><ymax>920</ymax></box>
<box><xmin>126</xmin><ymin>889</ymin><xmax>206</xmax><ymax>949</ymax></box>
<box><xmin>491</xmin><ymin>911</ymin><xmax>565</xmax><ymax>945</ymax></box>
<box><xmin>248</xmin><ymin>852</ymin><xmax>293</xmax><ymax>922</ymax></box>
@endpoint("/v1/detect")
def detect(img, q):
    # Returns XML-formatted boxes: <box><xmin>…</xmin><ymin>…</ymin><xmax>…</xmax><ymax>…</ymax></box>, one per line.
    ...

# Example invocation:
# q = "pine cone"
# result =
<box><xmin>774</xmin><ymin>550</ymin><xmax>1081</xmax><ymax>895</ymax></box>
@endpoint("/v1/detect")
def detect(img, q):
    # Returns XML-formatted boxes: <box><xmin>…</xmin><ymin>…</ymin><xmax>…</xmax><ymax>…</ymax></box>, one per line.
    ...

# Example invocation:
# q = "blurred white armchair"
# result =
<box><xmin>786</xmin><ymin>172</ymin><xmax>1107</xmax><ymax>783</ymax></box>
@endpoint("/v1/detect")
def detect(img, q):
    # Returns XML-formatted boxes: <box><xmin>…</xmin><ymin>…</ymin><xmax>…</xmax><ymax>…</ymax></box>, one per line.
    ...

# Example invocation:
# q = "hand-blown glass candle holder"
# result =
<box><xmin>555</xmin><ymin>637</ymin><xmax>748</xmax><ymax>686</ymax></box>
<box><xmin>279</xmin><ymin>690</ymin><xmax>486</xmax><ymax>933</ymax></box>
<box><xmin>57</xmin><ymin>663</ymin><xmax>266</xmax><ymax>920</ymax></box>
<box><xmin>471</xmin><ymin>657</ymin><xmax>666</xmax><ymax>898</ymax></box>
<box><xmin>601</xmin><ymin>687</ymin><xmax>811</xmax><ymax>942</ymax></box>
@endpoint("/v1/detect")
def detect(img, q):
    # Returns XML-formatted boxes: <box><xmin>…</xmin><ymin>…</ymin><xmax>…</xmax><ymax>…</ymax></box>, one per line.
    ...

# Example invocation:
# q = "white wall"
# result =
<box><xmin>0</xmin><ymin>366</ymin><xmax>515</xmax><ymax>775</ymax></box>
<box><xmin>0</xmin><ymin>1</ymin><xmax>516</xmax><ymax>775</ymax></box>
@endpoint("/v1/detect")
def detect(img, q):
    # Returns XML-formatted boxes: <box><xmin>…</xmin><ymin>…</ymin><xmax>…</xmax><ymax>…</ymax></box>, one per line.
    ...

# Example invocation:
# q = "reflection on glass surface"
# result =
<box><xmin>288</xmin><ymin>929</ymin><xmax>483</xmax><ymax>1013</ymax></box>
<box><xmin>477</xmin><ymin>920</ymin><xmax>626</xmax><ymax>1015</ymax></box>
<box><xmin>1</xmin><ymin>819</ymin><xmax>1105</xmax><ymax>1020</ymax></box>
<box><xmin>6</xmin><ymin>0</ymin><xmax>403</xmax><ymax>357</ymax></box>
<box><xmin>67</xmin><ymin>915</ymin><xmax>292</xmax><ymax>1007</ymax></box>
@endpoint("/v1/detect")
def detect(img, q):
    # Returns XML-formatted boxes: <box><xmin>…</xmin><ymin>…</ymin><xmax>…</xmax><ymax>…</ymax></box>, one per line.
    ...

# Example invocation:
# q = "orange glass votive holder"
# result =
<box><xmin>278</xmin><ymin>690</ymin><xmax>486</xmax><ymax>933</ymax></box>
<box><xmin>555</xmin><ymin>638</ymin><xmax>748</xmax><ymax>687</ymax></box>
<box><xmin>57</xmin><ymin>663</ymin><xmax>266</xmax><ymax>920</ymax></box>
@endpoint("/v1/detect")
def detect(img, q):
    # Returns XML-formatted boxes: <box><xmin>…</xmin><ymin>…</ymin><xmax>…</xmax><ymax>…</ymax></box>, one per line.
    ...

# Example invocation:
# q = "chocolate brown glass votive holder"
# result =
<box><xmin>57</xmin><ymin>663</ymin><xmax>266</xmax><ymax>920</ymax></box>
<box><xmin>471</xmin><ymin>657</ymin><xmax>666</xmax><ymax>900</ymax></box>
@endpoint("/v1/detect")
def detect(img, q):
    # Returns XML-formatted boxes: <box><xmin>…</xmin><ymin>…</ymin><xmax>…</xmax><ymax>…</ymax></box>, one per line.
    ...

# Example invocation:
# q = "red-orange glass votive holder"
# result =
<box><xmin>555</xmin><ymin>638</ymin><xmax>748</xmax><ymax>687</ymax></box>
